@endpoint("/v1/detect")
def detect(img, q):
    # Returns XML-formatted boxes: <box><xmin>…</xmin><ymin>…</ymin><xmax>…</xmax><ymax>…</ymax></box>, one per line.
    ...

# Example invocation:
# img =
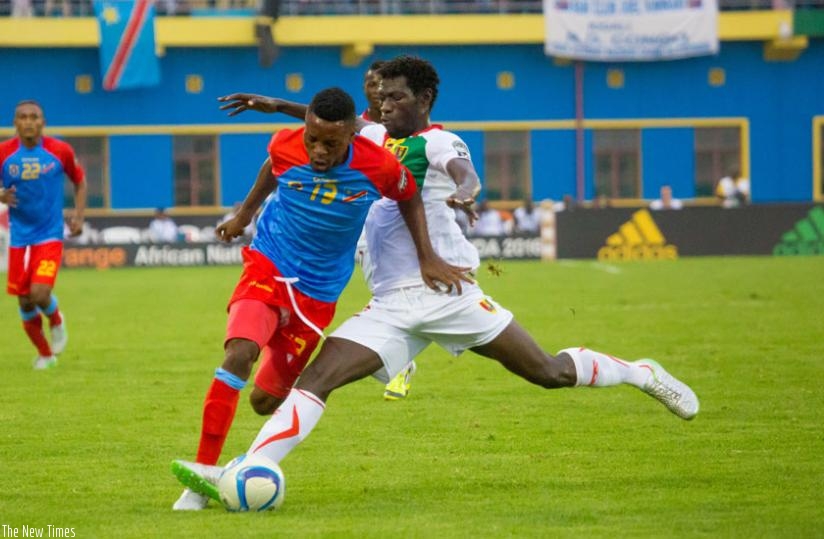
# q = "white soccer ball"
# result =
<box><xmin>218</xmin><ymin>453</ymin><xmax>286</xmax><ymax>512</ymax></box>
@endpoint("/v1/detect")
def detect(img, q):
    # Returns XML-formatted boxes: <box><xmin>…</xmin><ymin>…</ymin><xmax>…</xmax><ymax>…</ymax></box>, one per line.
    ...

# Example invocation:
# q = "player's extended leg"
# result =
<box><xmin>173</xmin><ymin>299</ymin><xmax>279</xmax><ymax>511</ymax></box>
<box><xmin>471</xmin><ymin>320</ymin><xmax>577</xmax><ymax>388</ymax></box>
<box><xmin>247</xmin><ymin>336</ymin><xmax>383</xmax><ymax>465</ymax></box>
<box><xmin>170</xmin><ymin>337</ymin><xmax>382</xmax><ymax>505</ymax></box>
<box><xmin>172</xmin><ymin>338</ymin><xmax>257</xmax><ymax>510</ymax></box>
<box><xmin>471</xmin><ymin>320</ymin><xmax>699</xmax><ymax>419</ymax></box>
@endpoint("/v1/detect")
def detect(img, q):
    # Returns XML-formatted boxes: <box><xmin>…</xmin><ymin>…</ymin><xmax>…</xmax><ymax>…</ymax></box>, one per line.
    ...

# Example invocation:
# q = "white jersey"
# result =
<box><xmin>359</xmin><ymin>124</ymin><xmax>481</xmax><ymax>296</ymax></box>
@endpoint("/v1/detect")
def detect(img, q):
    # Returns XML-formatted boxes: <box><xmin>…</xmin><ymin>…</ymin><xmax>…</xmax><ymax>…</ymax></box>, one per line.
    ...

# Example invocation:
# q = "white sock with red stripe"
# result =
<box><xmin>247</xmin><ymin>388</ymin><xmax>325</xmax><ymax>464</ymax></box>
<box><xmin>560</xmin><ymin>347</ymin><xmax>649</xmax><ymax>388</ymax></box>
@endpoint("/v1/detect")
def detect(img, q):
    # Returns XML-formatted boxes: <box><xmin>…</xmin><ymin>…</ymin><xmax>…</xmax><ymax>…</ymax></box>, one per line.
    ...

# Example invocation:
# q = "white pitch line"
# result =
<box><xmin>556</xmin><ymin>260</ymin><xmax>623</xmax><ymax>274</ymax></box>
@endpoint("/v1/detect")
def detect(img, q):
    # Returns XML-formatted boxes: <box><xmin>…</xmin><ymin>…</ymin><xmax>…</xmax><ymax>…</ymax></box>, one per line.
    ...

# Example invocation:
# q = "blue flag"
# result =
<box><xmin>93</xmin><ymin>0</ymin><xmax>160</xmax><ymax>91</ymax></box>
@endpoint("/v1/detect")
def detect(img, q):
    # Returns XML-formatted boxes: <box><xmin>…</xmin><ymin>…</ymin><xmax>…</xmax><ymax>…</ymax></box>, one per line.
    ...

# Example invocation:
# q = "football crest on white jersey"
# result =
<box><xmin>452</xmin><ymin>141</ymin><xmax>469</xmax><ymax>158</ymax></box>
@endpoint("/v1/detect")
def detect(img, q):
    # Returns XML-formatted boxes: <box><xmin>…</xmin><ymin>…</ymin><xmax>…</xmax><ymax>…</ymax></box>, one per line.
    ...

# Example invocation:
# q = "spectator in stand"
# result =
<box><xmin>12</xmin><ymin>0</ymin><xmax>34</xmax><ymax>17</ymax></box>
<box><xmin>592</xmin><ymin>193</ymin><xmax>611</xmax><ymax>209</ymax></box>
<box><xmin>650</xmin><ymin>185</ymin><xmax>683</xmax><ymax>211</ymax></box>
<box><xmin>716</xmin><ymin>168</ymin><xmax>750</xmax><ymax>208</ymax></box>
<box><xmin>471</xmin><ymin>199</ymin><xmax>505</xmax><ymax>236</ymax></box>
<box><xmin>156</xmin><ymin>0</ymin><xmax>184</xmax><ymax>16</ymax></box>
<box><xmin>43</xmin><ymin>0</ymin><xmax>72</xmax><ymax>16</ymax></box>
<box><xmin>148</xmin><ymin>208</ymin><xmax>180</xmax><ymax>243</ymax></box>
<box><xmin>513</xmin><ymin>198</ymin><xmax>542</xmax><ymax>234</ymax></box>
<box><xmin>552</xmin><ymin>194</ymin><xmax>576</xmax><ymax>212</ymax></box>
<box><xmin>499</xmin><ymin>208</ymin><xmax>515</xmax><ymax>235</ymax></box>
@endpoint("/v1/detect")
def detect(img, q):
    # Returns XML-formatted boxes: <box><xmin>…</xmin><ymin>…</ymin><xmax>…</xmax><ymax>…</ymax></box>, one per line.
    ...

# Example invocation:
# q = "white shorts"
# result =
<box><xmin>331</xmin><ymin>284</ymin><xmax>513</xmax><ymax>383</ymax></box>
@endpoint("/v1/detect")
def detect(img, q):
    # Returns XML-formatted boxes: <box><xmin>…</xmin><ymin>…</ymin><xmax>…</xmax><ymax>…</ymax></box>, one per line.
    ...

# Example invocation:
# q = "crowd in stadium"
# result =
<box><xmin>0</xmin><ymin>0</ymin><xmax>815</xmax><ymax>17</ymax></box>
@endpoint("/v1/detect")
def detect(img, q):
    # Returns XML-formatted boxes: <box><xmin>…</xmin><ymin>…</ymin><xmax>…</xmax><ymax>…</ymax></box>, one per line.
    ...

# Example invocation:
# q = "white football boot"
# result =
<box><xmin>33</xmin><ymin>355</ymin><xmax>58</xmax><ymax>370</ymax></box>
<box><xmin>635</xmin><ymin>359</ymin><xmax>699</xmax><ymax>420</ymax></box>
<box><xmin>50</xmin><ymin>316</ymin><xmax>68</xmax><ymax>355</ymax></box>
<box><xmin>172</xmin><ymin>488</ymin><xmax>210</xmax><ymax>511</ymax></box>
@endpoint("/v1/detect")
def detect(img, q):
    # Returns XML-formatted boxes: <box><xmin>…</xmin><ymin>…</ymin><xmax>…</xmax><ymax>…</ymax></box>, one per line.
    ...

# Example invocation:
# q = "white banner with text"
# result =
<box><xmin>544</xmin><ymin>0</ymin><xmax>718</xmax><ymax>61</ymax></box>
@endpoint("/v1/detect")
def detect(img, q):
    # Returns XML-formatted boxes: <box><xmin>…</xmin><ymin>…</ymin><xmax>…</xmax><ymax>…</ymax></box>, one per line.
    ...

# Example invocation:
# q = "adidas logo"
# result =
<box><xmin>773</xmin><ymin>206</ymin><xmax>824</xmax><ymax>256</ymax></box>
<box><xmin>597</xmin><ymin>209</ymin><xmax>678</xmax><ymax>261</ymax></box>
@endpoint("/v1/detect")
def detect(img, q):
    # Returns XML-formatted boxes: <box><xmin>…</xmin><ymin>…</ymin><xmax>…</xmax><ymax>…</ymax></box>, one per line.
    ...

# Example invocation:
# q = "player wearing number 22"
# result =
<box><xmin>0</xmin><ymin>100</ymin><xmax>86</xmax><ymax>370</ymax></box>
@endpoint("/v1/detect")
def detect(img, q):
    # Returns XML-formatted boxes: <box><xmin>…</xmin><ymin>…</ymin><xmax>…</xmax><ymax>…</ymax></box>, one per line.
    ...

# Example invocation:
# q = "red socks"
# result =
<box><xmin>47</xmin><ymin>309</ymin><xmax>62</xmax><ymax>327</ymax></box>
<box><xmin>196</xmin><ymin>378</ymin><xmax>240</xmax><ymax>465</ymax></box>
<box><xmin>23</xmin><ymin>315</ymin><xmax>52</xmax><ymax>357</ymax></box>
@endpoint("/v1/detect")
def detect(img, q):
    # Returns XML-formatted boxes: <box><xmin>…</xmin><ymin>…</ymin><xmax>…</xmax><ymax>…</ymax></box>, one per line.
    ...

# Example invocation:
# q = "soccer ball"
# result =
<box><xmin>218</xmin><ymin>453</ymin><xmax>286</xmax><ymax>512</ymax></box>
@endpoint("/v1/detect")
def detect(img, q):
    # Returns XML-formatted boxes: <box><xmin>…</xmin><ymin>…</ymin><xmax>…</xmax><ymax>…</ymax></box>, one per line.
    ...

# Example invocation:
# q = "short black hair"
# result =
<box><xmin>15</xmin><ymin>99</ymin><xmax>43</xmax><ymax>115</ymax></box>
<box><xmin>368</xmin><ymin>60</ymin><xmax>386</xmax><ymax>72</ymax></box>
<box><xmin>308</xmin><ymin>87</ymin><xmax>355</xmax><ymax>123</ymax></box>
<box><xmin>378</xmin><ymin>55</ymin><xmax>440</xmax><ymax>111</ymax></box>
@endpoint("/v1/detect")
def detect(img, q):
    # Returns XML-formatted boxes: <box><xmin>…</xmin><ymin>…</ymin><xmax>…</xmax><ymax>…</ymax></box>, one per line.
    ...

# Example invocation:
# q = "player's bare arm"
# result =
<box><xmin>397</xmin><ymin>191</ymin><xmax>474</xmax><ymax>295</ymax></box>
<box><xmin>67</xmin><ymin>179</ymin><xmax>87</xmax><ymax>236</ymax></box>
<box><xmin>0</xmin><ymin>185</ymin><xmax>18</xmax><ymax>207</ymax></box>
<box><xmin>218</xmin><ymin>93</ymin><xmax>307</xmax><ymax>119</ymax></box>
<box><xmin>445</xmin><ymin>158</ymin><xmax>481</xmax><ymax>226</ymax></box>
<box><xmin>219</xmin><ymin>93</ymin><xmax>374</xmax><ymax>133</ymax></box>
<box><xmin>216</xmin><ymin>157</ymin><xmax>276</xmax><ymax>243</ymax></box>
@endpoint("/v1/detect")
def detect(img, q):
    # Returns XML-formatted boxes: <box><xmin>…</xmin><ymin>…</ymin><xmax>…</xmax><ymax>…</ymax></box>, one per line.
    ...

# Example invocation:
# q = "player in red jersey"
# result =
<box><xmin>220</xmin><ymin>61</ymin><xmax>420</xmax><ymax>402</ymax></box>
<box><xmin>0</xmin><ymin>100</ymin><xmax>86</xmax><ymax>369</ymax></box>
<box><xmin>361</xmin><ymin>60</ymin><xmax>385</xmax><ymax>122</ymax></box>
<box><xmin>171</xmin><ymin>87</ymin><xmax>471</xmax><ymax>510</ymax></box>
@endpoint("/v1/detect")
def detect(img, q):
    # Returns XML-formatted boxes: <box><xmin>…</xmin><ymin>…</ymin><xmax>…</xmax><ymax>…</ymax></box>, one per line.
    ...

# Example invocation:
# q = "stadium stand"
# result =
<box><xmin>2</xmin><ymin>0</ymin><xmax>823</xmax><ymax>16</ymax></box>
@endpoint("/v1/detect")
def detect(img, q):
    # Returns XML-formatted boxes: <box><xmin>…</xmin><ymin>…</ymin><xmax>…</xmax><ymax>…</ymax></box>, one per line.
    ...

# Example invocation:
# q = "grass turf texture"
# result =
<box><xmin>1</xmin><ymin>257</ymin><xmax>822</xmax><ymax>537</ymax></box>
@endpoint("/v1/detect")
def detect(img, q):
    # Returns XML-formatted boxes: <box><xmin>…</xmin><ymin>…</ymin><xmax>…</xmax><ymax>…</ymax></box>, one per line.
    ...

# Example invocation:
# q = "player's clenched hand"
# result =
<box><xmin>215</xmin><ymin>217</ymin><xmax>248</xmax><ymax>243</ymax></box>
<box><xmin>0</xmin><ymin>186</ymin><xmax>18</xmax><ymax>207</ymax></box>
<box><xmin>218</xmin><ymin>93</ymin><xmax>281</xmax><ymax>116</ymax></box>
<box><xmin>67</xmin><ymin>216</ymin><xmax>84</xmax><ymax>237</ymax></box>
<box><xmin>419</xmin><ymin>256</ymin><xmax>474</xmax><ymax>296</ymax></box>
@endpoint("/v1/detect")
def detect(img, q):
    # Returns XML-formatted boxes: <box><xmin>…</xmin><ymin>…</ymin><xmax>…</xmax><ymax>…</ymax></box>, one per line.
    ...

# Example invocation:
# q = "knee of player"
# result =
<box><xmin>249</xmin><ymin>391</ymin><xmax>281</xmax><ymax>415</ymax></box>
<box><xmin>515</xmin><ymin>351</ymin><xmax>571</xmax><ymax>389</ymax></box>
<box><xmin>538</xmin><ymin>352</ymin><xmax>576</xmax><ymax>388</ymax></box>
<box><xmin>17</xmin><ymin>295</ymin><xmax>36</xmax><ymax>311</ymax></box>
<box><xmin>29</xmin><ymin>288</ymin><xmax>52</xmax><ymax>307</ymax></box>
<box><xmin>222</xmin><ymin>338</ymin><xmax>260</xmax><ymax>376</ymax></box>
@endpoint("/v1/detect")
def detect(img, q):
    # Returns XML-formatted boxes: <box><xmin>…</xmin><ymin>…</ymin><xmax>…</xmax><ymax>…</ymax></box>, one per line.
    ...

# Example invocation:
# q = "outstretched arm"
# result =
<box><xmin>218</xmin><ymin>93</ymin><xmax>307</xmax><ymax>120</ymax></box>
<box><xmin>445</xmin><ymin>158</ymin><xmax>482</xmax><ymax>225</ymax></box>
<box><xmin>219</xmin><ymin>92</ymin><xmax>374</xmax><ymax>133</ymax></box>
<box><xmin>216</xmin><ymin>157</ymin><xmax>276</xmax><ymax>243</ymax></box>
<box><xmin>397</xmin><ymin>191</ymin><xmax>474</xmax><ymax>295</ymax></box>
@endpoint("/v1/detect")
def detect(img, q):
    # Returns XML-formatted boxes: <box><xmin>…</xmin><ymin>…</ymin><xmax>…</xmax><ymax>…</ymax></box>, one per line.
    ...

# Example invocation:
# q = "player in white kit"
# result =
<box><xmin>171</xmin><ymin>56</ymin><xmax>699</xmax><ymax>500</ymax></box>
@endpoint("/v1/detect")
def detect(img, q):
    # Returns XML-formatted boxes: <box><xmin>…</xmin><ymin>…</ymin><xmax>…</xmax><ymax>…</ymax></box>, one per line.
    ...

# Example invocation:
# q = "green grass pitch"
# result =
<box><xmin>1</xmin><ymin>256</ymin><xmax>823</xmax><ymax>537</ymax></box>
